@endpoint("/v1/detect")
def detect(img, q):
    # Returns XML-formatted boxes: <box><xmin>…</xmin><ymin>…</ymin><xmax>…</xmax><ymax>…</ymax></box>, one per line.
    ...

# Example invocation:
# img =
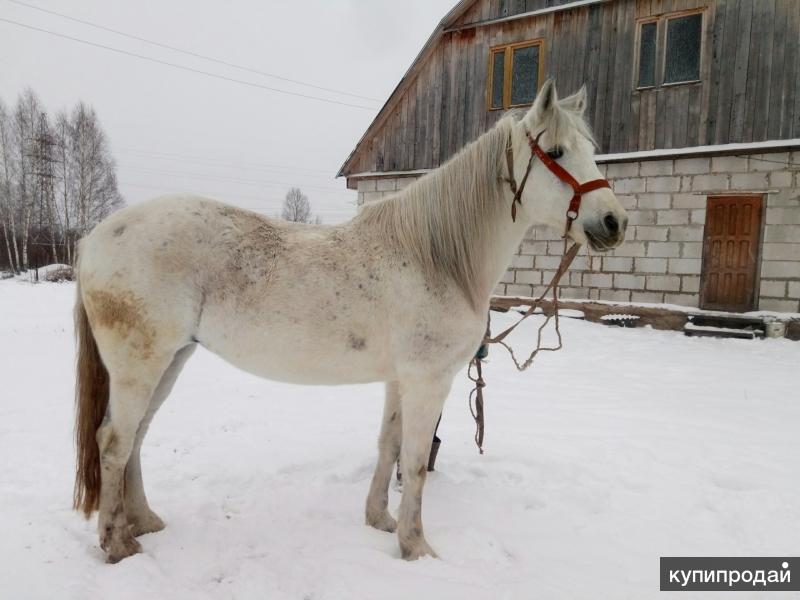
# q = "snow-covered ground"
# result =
<box><xmin>1</xmin><ymin>279</ymin><xmax>798</xmax><ymax>600</ymax></box>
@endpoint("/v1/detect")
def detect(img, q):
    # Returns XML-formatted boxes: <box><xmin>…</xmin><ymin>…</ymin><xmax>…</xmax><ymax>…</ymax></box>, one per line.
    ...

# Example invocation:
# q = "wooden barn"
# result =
<box><xmin>339</xmin><ymin>0</ymin><xmax>800</xmax><ymax>314</ymax></box>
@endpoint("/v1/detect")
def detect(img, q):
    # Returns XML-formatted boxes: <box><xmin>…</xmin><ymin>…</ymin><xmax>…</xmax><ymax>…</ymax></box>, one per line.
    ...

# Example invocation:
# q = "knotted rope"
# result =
<box><xmin>468</xmin><ymin>241</ymin><xmax>581</xmax><ymax>453</ymax></box>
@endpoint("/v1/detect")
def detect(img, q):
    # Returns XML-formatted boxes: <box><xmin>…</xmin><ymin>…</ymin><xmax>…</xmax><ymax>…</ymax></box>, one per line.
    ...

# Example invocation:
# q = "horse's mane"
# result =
<box><xmin>356</xmin><ymin>99</ymin><xmax>594</xmax><ymax>309</ymax></box>
<box><xmin>357</xmin><ymin>116</ymin><xmax>515</xmax><ymax>309</ymax></box>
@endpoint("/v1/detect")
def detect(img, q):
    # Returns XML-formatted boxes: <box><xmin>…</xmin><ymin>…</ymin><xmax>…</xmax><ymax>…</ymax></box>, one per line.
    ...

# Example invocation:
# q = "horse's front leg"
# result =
<box><xmin>366</xmin><ymin>381</ymin><xmax>401</xmax><ymax>532</ymax></box>
<box><xmin>396</xmin><ymin>376</ymin><xmax>451</xmax><ymax>560</ymax></box>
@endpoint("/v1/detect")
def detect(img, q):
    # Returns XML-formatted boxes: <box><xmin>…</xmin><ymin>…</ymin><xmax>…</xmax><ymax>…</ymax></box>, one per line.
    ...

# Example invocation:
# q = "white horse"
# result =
<box><xmin>73</xmin><ymin>80</ymin><xmax>627</xmax><ymax>563</ymax></box>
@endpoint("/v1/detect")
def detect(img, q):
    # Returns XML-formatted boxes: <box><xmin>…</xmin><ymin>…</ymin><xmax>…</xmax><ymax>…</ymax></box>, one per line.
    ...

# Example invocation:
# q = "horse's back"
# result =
<box><xmin>76</xmin><ymin>195</ymin><xmax>399</xmax><ymax>383</ymax></box>
<box><xmin>77</xmin><ymin>194</ymin><xmax>482</xmax><ymax>385</ymax></box>
<box><xmin>79</xmin><ymin>194</ymin><xmax>295</xmax><ymax>288</ymax></box>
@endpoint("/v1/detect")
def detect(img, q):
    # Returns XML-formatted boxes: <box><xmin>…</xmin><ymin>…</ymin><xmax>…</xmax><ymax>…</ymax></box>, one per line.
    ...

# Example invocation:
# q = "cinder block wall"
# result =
<box><xmin>499</xmin><ymin>149</ymin><xmax>800</xmax><ymax>313</ymax></box>
<box><xmin>356</xmin><ymin>176</ymin><xmax>418</xmax><ymax>206</ymax></box>
<box><xmin>353</xmin><ymin>149</ymin><xmax>800</xmax><ymax>314</ymax></box>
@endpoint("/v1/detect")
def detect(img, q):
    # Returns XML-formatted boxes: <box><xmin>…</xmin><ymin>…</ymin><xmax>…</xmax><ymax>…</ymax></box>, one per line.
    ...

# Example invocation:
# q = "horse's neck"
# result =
<box><xmin>462</xmin><ymin>137</ymin><xmax>535</xmax><ymax>302</ymax></box>
<box><xmin>357</xmin><ymin>122</ymin><xmax>535</xmax><ymax>308</ymax></box>
<box><xmin>480</xmin><ymin>204</ymin><xmax>533</xmax><ymax>297</ymax></box>
<box><xmin>430</xmin><ymin>129</ymin><xmax>534</xmax><ymax>304</ymax></box>
<box><xmin>434</xmin><ymin>166</ymin><xmax>533</xmax><ymax>303</ymax></box>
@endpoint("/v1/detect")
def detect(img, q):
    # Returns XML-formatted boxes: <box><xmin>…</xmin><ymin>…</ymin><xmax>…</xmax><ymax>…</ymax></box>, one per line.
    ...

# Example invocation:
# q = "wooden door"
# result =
<box><xmin>700</xmin><ymin>195</ymin><xmax>764</xmax><ymax>312</ymax></box>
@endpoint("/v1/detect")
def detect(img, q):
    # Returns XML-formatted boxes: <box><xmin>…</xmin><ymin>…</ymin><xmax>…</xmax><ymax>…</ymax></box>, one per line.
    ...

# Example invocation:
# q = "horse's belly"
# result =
<box><xmin>197</xmin><ymin>318</ymin><xmax>394</xmax><ymax>385</ymax></box>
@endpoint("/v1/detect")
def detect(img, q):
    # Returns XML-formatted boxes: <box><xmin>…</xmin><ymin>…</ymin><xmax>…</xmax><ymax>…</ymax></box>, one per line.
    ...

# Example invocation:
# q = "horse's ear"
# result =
<box><xmin>526</xmin><ymin>79</ymin><xmax>558</xmax><ymax>128</ymax></box>
<box><xmin>560</xmin><ymin>84</ymin><xmax>587</xmax><ymax>115</ymax></box>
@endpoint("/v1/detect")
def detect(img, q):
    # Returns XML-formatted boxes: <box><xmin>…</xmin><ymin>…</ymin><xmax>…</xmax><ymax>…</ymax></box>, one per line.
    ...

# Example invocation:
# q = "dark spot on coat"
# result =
<box><xmin>389</xmin><ymin>412</ymin><xmax>397</xmax><ymax>422</ymax></box>
<box><xmin>112</xmin><ymin>225</ymin><xmax>125</xmax><ymax>237</ymax></box>
<box><xmin>103</xmin><ymin>429</ymin><xmax>118</xmax><ymax>456</ymax></box>
<box><xmin>348</xmin><ymin>333</ymin><xmax>366</xmax><ymax>351</ymax></box>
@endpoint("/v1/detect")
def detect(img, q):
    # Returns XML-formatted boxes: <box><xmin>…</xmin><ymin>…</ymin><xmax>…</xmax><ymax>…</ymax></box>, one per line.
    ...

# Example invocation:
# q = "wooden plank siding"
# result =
<box><xmin>341</xmin><ymin>0</ymin><xmax>800</xmax><ymax>178</ymax></box>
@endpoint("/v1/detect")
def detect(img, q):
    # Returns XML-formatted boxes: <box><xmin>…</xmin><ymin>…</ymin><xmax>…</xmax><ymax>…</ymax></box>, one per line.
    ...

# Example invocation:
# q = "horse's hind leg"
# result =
<box><xmin>125</xmin><ymin>344</ymin><xmax>196</xmax><ymax>537</ymax></box>
<box><xmin>366</xmin><ymin>381</ymin><xmax>401</xmax><ymax>532</ymax></box>
<box><xmin>396</xmin><ymin>376</ymin><xmax>451</xmax><ymax>560</ymax></box>
<box><xmin>95</xmin><ymin>350</ymin><xmax>180</xmax><ymax>563</ymax></box>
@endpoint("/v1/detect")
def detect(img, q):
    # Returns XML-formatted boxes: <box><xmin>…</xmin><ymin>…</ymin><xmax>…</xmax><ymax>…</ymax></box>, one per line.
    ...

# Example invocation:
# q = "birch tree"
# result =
<box><xmin>0</xmin><ymin>99</ymin><xmax>20</xmax><ymax>272</ymax></box>
<box><xmin>0</xmin><ymin>91</ymin><xmax>124</xmax><ymax>272</ymax></box>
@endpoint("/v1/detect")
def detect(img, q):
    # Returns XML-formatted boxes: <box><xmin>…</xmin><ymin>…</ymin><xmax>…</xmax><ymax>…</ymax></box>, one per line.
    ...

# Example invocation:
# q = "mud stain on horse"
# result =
<box><xmin>112</xmin><ymin>225</ymin><xmax>126</xmax><ymax>237</ymax></box>
<box><xmin>215</xmin><ymin>207</ymin><xmax>286</xmax><ymax>293</ymax></box>
<box><xmin>86</xmin><ymin>290</ymin><xmax>156</xmax><ymax>359</ymax></box>
<box><xmin>348</xmin><ymin>333</ymin><xmax>366</xmax><ymax>351</ymax></box>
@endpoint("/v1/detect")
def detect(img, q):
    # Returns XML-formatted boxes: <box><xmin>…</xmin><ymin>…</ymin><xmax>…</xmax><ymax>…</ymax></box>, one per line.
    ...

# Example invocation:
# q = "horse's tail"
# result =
<box><xmin>73</xmin><ymin>267</ymin><xmax>109</xmax><ymax>518</ymax></box>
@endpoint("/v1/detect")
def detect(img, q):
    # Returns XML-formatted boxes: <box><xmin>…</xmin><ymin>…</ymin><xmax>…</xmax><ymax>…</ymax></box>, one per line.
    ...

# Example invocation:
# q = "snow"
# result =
<box><xmin>595</xmin><ymin>138</ymin><xmax>800</xmax><ymax>163</ymax></box>
<box><xmin>33</xmin><ymin>263</ymin><xmax>72</xmax><ymax>279</ymax></box>
<box><xmin>684</xmin><ymin>322</ymin><xmax>764</xmax><ymax>337</ymax></box>
<box><xmin>5</xmin><ymin>264</ymin><xmax>74</xmax><ymax>283</ymax></box>
<box><xmin>499</xmin><ymin>294</ymin><xmax>800</xmax><ymax>320</ymax></box>
<box><xmin>1</xmin><ymin>278</ymin><xmax>799</xmax><ymax>600</ymax></box>
<box><xmin>600</xmin><ymin>313</ymin><xmax>641</xmax><ymax>321</ymax></box>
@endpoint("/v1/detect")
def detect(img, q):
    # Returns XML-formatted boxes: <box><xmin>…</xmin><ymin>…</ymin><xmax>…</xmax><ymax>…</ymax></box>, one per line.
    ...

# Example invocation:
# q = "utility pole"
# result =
<box><xmin>26</xmin><ymin>116</ymin><xmax>60</xmax><ymax>264</ymax></box>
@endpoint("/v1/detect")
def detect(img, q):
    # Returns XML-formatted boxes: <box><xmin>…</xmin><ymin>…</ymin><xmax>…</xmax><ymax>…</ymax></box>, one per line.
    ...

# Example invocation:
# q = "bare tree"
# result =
<box><xmin>54</xmin><ymin>110</ymin><xmax>74</xmax><ymax>265</ymax></box>
<box><xmin>13</xmin><ymin>88</ymin><xmax>42</xmax><ymax>270</ymax></box>
<box><xmin>69</xmin><ymin>102</ymin><xmax>124</xmax><ymax>258</ymax></box>
<box><xmin>0</xmin><ymin>99</ymin><xmax>20</xmax><ymax>272</ymax></box>
<box><xmin>0</xmin><ymin>91</ymin><xmax>124</xmax><ymax>272</ymax></box>
<box><xmin>280</xmin><ymin>187</ymin><xmax>321</xmax><ymax>224</ymax></box>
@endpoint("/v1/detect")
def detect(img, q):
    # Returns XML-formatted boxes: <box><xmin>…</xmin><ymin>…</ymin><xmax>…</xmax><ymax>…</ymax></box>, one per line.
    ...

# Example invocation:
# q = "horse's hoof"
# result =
<box><xmin>104</xmin><ymin>533</ymin><xmax>143</xmax><ymax>564</ymax></box>
<box><xmin>366</xmin><ymin>510</ymin><xmax>397</xmax><ymax>533</ymax></box>
<box><xmin>128</xmin><ymin>510</ymin><xmax>165</xmax><ymax>537</ymax></box>
<box><xmin>400</xmin><ymin>539</ymin><xmax>438</xmax><ymax>561</ymax></box>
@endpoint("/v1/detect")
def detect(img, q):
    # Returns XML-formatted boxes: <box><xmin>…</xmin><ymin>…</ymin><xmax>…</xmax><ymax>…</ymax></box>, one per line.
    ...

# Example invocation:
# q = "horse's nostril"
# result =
<box><xmin>603</xmin><ymin>213</ymin><xmax>619</xmax><ymax>235</ymax></box>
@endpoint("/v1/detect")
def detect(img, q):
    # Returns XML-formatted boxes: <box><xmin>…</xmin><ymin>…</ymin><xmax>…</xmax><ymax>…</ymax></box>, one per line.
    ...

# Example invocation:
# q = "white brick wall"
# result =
<box><xmin>354</xmin><ymin>147</ymin><xmax>800</xmax><ymax>314</ymax></box>
<box><xmin>507</xmin><ymin>149</ymin><xmax>800</xmax><ymax>312</ymax></box>
<box><xmin>356</xmin><ymin>176</ymin><xmax>417</xmax><ymax>206</ymax></box>
<box><xmin>674</xmin><ymin>157</ymin><xmax>710</xmax><ymax>174</ymax></box>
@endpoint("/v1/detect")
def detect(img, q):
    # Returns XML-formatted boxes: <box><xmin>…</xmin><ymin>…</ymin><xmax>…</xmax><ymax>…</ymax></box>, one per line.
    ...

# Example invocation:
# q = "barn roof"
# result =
<box><xmin>337</xmin><ymin>0</ymin><xmax>609</xmax><ymax>179</ymax></box>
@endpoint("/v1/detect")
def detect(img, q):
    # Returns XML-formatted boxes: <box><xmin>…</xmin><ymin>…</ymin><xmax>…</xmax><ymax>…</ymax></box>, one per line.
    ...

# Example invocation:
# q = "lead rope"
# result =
<box><xmin>466</xmin><ymin>124</ymin><xmax>609</xmax><ymax>453</ymax></box>
<box><xmin>468</xmin><ymin>240</ymin><xmax>580</xmax><ymax>453</ymax></box>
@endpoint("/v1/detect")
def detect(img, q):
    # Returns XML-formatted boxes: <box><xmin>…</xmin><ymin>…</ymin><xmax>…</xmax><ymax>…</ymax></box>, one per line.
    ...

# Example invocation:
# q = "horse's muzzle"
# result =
<box><xmin>585</xmin><ymin>212</ymin><xmax>628</xmax><ymax>251</ymax></box>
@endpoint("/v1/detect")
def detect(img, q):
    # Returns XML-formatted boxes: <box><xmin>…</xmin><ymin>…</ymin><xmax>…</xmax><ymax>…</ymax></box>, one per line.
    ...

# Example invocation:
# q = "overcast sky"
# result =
<box><xmin>0</xmin><ymin>0</ymin><xmax>455</xmax><ymax>222</ymax></box>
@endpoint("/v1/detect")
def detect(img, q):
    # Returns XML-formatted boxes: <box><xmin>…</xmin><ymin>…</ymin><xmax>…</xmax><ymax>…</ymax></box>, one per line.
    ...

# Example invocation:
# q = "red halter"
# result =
<box><xmin>506</xmin><ymin>130</ymin><xmax>612</xmax><ymax>236</ymax></box>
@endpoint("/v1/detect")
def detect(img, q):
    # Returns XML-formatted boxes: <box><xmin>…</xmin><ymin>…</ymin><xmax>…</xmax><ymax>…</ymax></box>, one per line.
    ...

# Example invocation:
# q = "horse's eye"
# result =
<box><xmin>547</xmin><ymin>146</ymin><xmax>564</xmax><ymax>160</ymax></box>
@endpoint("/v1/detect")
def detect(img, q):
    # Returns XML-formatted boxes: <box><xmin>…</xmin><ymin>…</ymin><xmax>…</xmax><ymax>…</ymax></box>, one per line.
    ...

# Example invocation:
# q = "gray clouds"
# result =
<box><xmin>0</xmin><ymin>0</ymin><xmax>454</xmax><ymax>222</ymax></box>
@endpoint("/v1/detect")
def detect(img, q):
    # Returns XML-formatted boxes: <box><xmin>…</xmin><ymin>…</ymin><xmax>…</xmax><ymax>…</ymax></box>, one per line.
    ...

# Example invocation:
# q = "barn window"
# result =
<box><xmin>636</xmin><ymin>10</ymin><xmax>703</xmax><ymax>89</ymax></box>
<box><xmin>490</xmin><ymin>50</ymin><xmax>506</xmax><ymax>109</ymax></box>
<box><xmin>487</xmin><ymin>40</ymin><xmax>544</xmax><ymax>110</ymax></box>
<box><xmin>664</xmin><ymin>13</ymin><xmax>702</xmax><ymax>84</ymax></box>
<box><xmin>637</xmin><ymin>21</ymin><xmax>657</xmax><ymax>88</ymax></box>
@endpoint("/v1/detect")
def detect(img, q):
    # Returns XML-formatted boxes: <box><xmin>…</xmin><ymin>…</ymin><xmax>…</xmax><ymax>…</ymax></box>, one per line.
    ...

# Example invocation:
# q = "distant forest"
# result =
<box><xmin>0</xmin><ymin>88</ymin><xmax>123</xmax><ymax>273</ymax></box>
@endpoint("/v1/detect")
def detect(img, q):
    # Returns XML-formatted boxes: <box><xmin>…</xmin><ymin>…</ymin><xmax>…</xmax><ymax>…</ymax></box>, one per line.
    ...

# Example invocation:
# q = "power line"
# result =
<box><xmin>116</xmin><ymin>164</ymin><xmax>344</xmax><ymax>193</ymax></box>
<box><xmin>7</xmin><ymin>0</ymin><xmax>382</xmax><ymax>103</ymax></box>
<box><xmin>115</xmin><ymin>147</ymin><xmax>334</xmax><ymax>176</ymax></box>
<box><xmin>0</xmin><ymin>17</ymin><xmax>378</xmax><ymax>111</ymax></box>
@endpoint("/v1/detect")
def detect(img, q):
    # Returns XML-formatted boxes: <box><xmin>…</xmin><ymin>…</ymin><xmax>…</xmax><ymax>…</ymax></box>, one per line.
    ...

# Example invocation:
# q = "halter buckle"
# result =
<box><xmin>506</xmin><ymin>129</ymin><xmax>612</xmax><ymax>231</ymax></box>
